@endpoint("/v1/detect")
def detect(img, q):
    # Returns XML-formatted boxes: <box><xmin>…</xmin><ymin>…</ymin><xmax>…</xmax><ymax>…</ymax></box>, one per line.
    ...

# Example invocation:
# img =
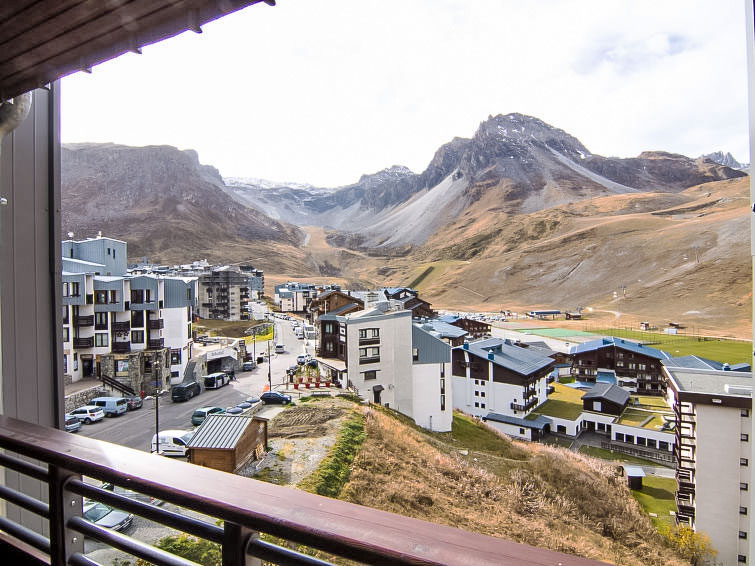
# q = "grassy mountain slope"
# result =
<box><xmin>338</xmin><ymin>408</ymin><xmax>685</xmax><ymax>566</ymax></box>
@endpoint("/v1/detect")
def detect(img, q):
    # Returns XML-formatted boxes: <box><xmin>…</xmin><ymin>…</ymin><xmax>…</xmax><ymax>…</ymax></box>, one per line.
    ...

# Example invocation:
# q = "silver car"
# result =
<box><xmin>83</xmin><ymin>501</ymin><xmax>133</xmax><ymax>531</ymax></box>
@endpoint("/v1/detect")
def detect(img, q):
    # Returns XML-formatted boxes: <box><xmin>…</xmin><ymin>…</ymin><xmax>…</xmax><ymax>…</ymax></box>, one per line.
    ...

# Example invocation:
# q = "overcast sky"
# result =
<box><xmin>61</xmin><ymin>0</ymin><xmax>749</xmax><ymax>187</ymax></box>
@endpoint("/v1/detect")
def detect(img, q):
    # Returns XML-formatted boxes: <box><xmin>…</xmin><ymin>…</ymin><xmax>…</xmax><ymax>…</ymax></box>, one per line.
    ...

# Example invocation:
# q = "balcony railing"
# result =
<box><xmin>73</xmin><ymin>337</ymin><xmax>94</xmax><ymax>348</ymax></box>
<box><xmin>359</xmin><ymin>356</ymin><xmax>380</xmax><ymax>365</ymax></box>
<box><xmin>148</xmin><ymin>338</ymin><xmax>164</xmax><ymax>349</ymax></box>
<box><xmin>358</xmin><ymin>337</ymin><xmax>380</xmax><ymax>346</ymax></box>
<box><xmin>511</xmin><ymin>398</ymin><xmax>538</xmax><ymax>412</ymax></box>
<box><xmin>73</xmin><ymin>315</ymin><xmax>94</xmax><ymax>327</ymax></box>
<box><xmin>111</xmin><ymin>320</ymin><xmax>131</xmax><ymax>332</ymax></box>
<box><xmin>111</xmin><ymin>341</ymin><xmax>131</xmax><ymax>353</ymax></box>
<box><xmin>148</xmin><ymin>319</ymin><xmax>164</xmax><ymax>330</ymax></box>
<box><xmin>0</xmin><ymin>416</ymin><xmax>602</xmax><ymax>566</ymax></box>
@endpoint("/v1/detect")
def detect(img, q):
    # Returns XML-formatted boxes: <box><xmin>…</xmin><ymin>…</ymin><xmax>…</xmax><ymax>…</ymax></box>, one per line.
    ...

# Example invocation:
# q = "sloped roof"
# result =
<box><xmin>484</xmin><ymin>412</ymin><xmax>551</xmax><ymax>430</ymax></box>
<box><xmin>417</xmin><ymin>320</ymin><xmax>467</xmax><ymax>339</ymax></box>
<box><xmin>664</xmin><ymin>355</ymin><xmax>751</xmax><ymax>373</ymax></box>
<box><xmin>188</xmin><ymin>414</ymin><xmax>254</xmax><ymax>449</ymax></box>
<box><xmin>1</xmin><ymin>0</ymin><xmax>273</xmax><ymax>101</ymax></box>
<box><xmin>582</xmin><ymin>383</ymin><xmax>630</xmax><ymax>407</ymax></box>
<box><xmin>569</xmin><ymin>337</ymin><xmax>670</xmax><ymax>360</ymax></box>
<box><xmin>456</xmin><ymin>338</ymin><xmax>553</xmax><ymax>377</ymax></box>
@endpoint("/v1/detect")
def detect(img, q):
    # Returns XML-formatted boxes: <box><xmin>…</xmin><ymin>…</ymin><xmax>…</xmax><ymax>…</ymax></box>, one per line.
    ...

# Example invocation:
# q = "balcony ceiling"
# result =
<box><xmin>0</xmin><ymin>0</ymin><xmax>273</xmax><ymax>101</ymax></box>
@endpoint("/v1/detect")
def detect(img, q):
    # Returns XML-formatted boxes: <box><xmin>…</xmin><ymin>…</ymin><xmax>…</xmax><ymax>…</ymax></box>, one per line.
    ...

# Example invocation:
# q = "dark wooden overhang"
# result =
<box><xmin>0</xmin><ymin>0</ymin><xmax>274</xmax><ymax>101</ymax></box>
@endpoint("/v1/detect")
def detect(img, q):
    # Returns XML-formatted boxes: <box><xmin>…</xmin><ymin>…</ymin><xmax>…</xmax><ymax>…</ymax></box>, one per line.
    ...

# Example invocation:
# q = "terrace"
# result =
<box><xmin>526</xmin><ymin>383</ymin><xmax>584</xmax><ymax>420</ymax></box>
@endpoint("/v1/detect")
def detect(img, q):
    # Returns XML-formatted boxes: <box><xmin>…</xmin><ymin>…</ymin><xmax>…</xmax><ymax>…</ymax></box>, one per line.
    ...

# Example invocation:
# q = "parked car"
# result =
<box><xmin>124</xmin><ymin>396</ymin><xmax>143</xmax><ymax>411</ymax></box>
<box><xmin>296</xmin><ymin>355</ymin><xmax>307</xmax><ymax>365</ymax></box>
<box><xmin>260</xmin><ymin>391</ymin><xmax>292</xmax><ymax>405</ymax></box>
<box><xmin>90</xmin><ymin>397</ymin><xmax>128</xmax><ymax>417</ymax></box>
<box><xmin>275</xmin><ymin>343</ymin><xmax>285</xmax><ymax>353</ymax></box>
<box><xmin>306</xmin><ymin>359</ymin><xmax>318</xmax><ymax>368</ymax></box>
<box><xmin>151</xmin><ymin>430</ymin><xmax>194</xmax><ymax>456</ymax></box>
<box><xmin>83</xmin><ymin>501</ymin><xmax>133</xmax><ymax>532</ymax></box>
<box><xmin>242</xmin><ymin>361</ymin><xmax>256</xmax><ymax>371</ymax></box>
<box><xmin>171</xmin><ymin>382</ymin><xmax>201</xmax><ymax>402</ymax></box>
<box><xmin>70</xmin><ymin>406</ymin><xmax>105</xmax><ymax>424</ymax></box>
<box><xmin>246</xmin><ymin>396</ymin><xmax>261</xmax><ymax>404</ymax></box>
<box><xmin>191</xmin><ymin>406</ymin><xmax>225</xmax><ymax>426</ymax></box>
<box><xmin>64</xmin><ymin>413</ymin><xmax>81</xmax><ymax>433</ymax></box>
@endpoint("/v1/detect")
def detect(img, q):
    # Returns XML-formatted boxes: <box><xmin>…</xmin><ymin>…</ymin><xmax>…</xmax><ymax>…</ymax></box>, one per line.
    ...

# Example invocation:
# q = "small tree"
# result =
<box><xmin>661</xmin><ymin>525</ymin><xmax>716</xmax><ymax>565</ymax></box>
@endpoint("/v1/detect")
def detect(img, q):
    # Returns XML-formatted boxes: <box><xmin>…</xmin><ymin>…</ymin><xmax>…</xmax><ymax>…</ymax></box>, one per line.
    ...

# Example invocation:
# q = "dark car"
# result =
<box><xmin>171</xmin><ymin>382</ymin><xmax>201</xmax><ymax>402</ymax></box>
<box><xmin>124</xmin><ymin>396</ymin><xmax>143</xmax><ymax>411</ymax></box>
<box><xmin>260</xmin><ymin>391</ymin><xmax>292</xmax><ymax>405</ymax></box>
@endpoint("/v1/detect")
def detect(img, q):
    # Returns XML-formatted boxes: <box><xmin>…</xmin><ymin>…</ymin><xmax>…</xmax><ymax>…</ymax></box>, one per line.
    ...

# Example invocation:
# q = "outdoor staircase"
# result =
<box><xmin>101</xmin><ymin>375</ymin><xmax>135</xmax><ymax>396</ymax></box>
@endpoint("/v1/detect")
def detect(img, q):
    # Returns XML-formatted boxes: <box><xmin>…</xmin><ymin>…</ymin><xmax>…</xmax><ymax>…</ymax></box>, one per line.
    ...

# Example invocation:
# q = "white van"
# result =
<box><xmin>151</xmin><ymin>430</ymin><xmax>194</xmax><ymax>457</ymax></box>
<box><xmin>90</xmin><ymin>397</ymin><xmax>128</xmax><ymax>417</ymax></box>
<box><xmin>295</xmin><ymin>327</ymin><xmax>303</xmax><ymax>339</ymax></box>
<box><xmin>275</xmin><ymin>343</ymin><xmax>285</xmax><ymax>353</ymax></box>
<box><xmin>203</xmin><ymin>372</ymin><xmax>229</xmax><ymax>389</ymax></box>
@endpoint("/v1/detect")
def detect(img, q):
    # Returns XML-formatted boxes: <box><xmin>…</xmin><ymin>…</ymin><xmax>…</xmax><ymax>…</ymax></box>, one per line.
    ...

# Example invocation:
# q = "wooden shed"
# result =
<box><xmin>187</xmin><ymin>415</ymin><xmax>267</xmax><ymax>473</ymax></box>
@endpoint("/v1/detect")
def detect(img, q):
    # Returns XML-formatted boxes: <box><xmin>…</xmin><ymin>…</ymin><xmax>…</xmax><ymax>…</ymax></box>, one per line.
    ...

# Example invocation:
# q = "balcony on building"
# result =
<box><xmin>148</xmin><ymin>338</ymin><xmax>165</xmax><ymax>349</ymax></box>
<box><xmin>147</xmin><ymin>318</ymin><xmax>164</xmax><ymax>330</ymax></box>
<box><xmin>358</xmin><ymin>337</ymin><xmax>380</xmax><ymax>346</ymax></box>
<box><xmin>73</xmin><ymin>337</ymin><xmax>94</xmax><ymax>348</ymax></box>
<box><xmin>73</xmin><ymin>315</ymin><xmax>94</xmax><ymax>327</ymax></box>
<box><xmin>111</xmin><ymin>341</ymin><xmax>131</xmax><ymax>353</ymax></box>
<box><xmin>511</xmin><ymin>398</ymin><xmax>538</xmax><ymax>412</ymax></box>
<box><xmin>112</xmin><ymin>321</ymin><xmax>131</xmax><ymax>333</ymax></box>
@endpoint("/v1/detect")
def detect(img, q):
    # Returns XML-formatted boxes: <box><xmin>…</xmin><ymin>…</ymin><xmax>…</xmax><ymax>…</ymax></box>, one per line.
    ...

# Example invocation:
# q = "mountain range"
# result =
<box><xmin>60</xmin><ymin>114</ymin><xmax>751</xmax><ymax>336</ymax></box>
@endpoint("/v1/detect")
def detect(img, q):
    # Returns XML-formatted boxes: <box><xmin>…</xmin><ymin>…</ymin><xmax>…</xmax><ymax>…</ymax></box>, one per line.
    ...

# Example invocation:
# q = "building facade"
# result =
<box><xmin>197</xmin><ymin>266</ymin><xmax>258</xmax><ymax>321</ymax></box>
<box><xmin>665</xmin><ymin>365</ymin><xmax>753</xmax><ymax>566</ymax></box>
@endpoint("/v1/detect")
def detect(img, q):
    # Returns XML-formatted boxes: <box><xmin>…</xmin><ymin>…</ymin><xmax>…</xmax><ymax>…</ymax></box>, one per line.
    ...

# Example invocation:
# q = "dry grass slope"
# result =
<box><xmin>341</xmin><ymin>408</ymin><xmax>685</xmax><ymax>566</ymax></box>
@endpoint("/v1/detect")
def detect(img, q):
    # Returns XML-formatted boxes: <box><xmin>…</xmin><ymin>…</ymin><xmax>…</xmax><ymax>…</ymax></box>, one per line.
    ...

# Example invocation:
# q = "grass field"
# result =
<box><xmin>528</xmin><ymin>383</ymin><xmax>584</xmax><ymax>420</ymax></box>
<box><xmin>630</xmin><ymin>476</ymin><xmax>678</xmax><ymax>529</ymax></box>
<box><xmin>589</xmin><ymin>328</ymin><xmax>751</xmax><ymax>364</ymax></box>
<box><xmin>616</xmin><ymin>409</ymin><xmax>668</xmax><ymax>430</ymax></box>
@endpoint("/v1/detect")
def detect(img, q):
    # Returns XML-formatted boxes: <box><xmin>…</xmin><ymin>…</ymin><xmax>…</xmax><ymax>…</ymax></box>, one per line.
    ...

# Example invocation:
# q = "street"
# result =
<box><xmin>78</xmin><ymin>315</ymin><xmax>311</xmax><ymax>452</ymax></box>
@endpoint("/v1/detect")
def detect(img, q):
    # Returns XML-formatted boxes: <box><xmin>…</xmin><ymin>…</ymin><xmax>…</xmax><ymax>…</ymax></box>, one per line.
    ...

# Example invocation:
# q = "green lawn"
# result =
<box><xmin>616</xmin><ymin>409</ymin><xmax>668</xmax><ymax>430</ymax></box>
<box><xmin>630</xmin><ymin>476</ymin><xmax>678</xmax><ymax>529</ymax></box>
<box><xmin>578</xmin><ymin>445</ymin><xmax>663</xmax><ymax>468</ymax></box>
<box><xmin>589</xmin><ymin>328</ymin><xmax>751</xmax><ymax>364</ymax></box>
<box><xmin>632</xmin><ymin>395</ymin><xmax>671</xmax><ymax>410</ymax></box>
<box><xmin>528</xmin><ymin>383</ymin><xmax>584</xmax><ymax>420</ymax></box>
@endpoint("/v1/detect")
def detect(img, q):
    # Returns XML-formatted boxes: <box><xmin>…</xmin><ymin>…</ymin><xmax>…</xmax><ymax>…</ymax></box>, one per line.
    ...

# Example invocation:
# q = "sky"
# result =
<box><xmin>61</xmin><ymin>0</ymin><xmax>749</xmax><ymax>187</ymax></box>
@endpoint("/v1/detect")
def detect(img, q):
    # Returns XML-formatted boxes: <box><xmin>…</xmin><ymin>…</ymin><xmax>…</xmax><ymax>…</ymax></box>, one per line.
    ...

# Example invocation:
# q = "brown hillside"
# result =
<box><xmin>341</xmin><ymin>408</ymin><xmax>685</xmax><ymax>566</ymax></box>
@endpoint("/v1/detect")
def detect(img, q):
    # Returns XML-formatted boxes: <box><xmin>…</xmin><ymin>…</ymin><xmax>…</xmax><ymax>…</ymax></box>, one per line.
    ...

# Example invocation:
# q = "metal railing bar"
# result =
<box><xmin>0</xmin><ymin>516</ymin><xmax>51</xmax><ymax>554</ymax></box>
<box><xmin>69</xmin><ymin>479</ymin><xmax>223</xmax><ymax>543</ymax></box>
<box><xmin>0</xmin><ymin>483</ymin><xmax>50</xmax><ymax>518</ymax></box>
<box><xmin>69</xmin><ymin>552</ymin><xmax>102</xmax><ymax>566</ymax></box>
<box><xmin>248</xmin><ymin>537</ymin><xmax>337</xmax><ymax>566</ymax></box>
<box><xmin>0</xmin><ymin>451</ymin><xmax>49</xmax><ymax>481</ymax></box>
<box><xmin>67</xmin><ymin>516</ymin><xmax>198</xmax><ymax>566</ymax></box>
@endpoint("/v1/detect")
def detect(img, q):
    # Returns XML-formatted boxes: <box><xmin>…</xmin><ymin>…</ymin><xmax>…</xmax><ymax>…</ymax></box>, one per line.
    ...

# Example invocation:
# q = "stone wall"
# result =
<box><xmin>64</xmin><ymin>385</ymin><xmax>108</xmax><ymax>413</ymax></box>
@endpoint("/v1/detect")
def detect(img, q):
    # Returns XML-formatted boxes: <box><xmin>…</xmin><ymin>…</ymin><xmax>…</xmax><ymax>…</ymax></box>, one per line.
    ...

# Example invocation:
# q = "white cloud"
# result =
<box><xmin>61</xmin><ymin>0</ymin><xmax>749</xmax><ymax>186</ymax></box>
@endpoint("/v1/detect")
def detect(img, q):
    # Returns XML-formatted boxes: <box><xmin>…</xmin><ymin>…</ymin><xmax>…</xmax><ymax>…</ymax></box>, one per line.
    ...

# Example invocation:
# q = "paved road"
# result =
<box><xmin>78</xmin><ymin>316</ymin><xmax>307</xmax><ymax>452</ymax></box>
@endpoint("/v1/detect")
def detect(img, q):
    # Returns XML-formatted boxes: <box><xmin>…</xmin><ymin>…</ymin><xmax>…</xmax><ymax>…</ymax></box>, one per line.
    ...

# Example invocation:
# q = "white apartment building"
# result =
<box><xmin>61</xmin><ymin>236</ymin><xmax>196</xmax><ymax>389</ymax></box>
<box><xmin>451</xmin><ymin>338</ymin><xmax>555</xmax><ymax>440</ymax></box>
<box><xmin>318</xmin><ymin>303</ymin><xmax>453</xmax><ymax>432</ymax></box>
<box><xmin>665</xmin><ymin>365</ymin><xmax>752</xmax><ymax>565</ymax></box>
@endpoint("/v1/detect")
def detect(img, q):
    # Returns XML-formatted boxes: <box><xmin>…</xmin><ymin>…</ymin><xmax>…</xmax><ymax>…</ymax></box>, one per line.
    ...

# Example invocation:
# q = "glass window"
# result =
<box><xmin>740</xmin><ymin>507</ymin><xmax>748</xmax><ymax>515</ymax></box>
<box><xmin>171</xmin><ymin>349</ymin><xmax>181</xmax><ymax>365</ymax></box>
<box><xmin>615</xmin><ymin>433</ymin><xmax>624</xmax><ymax>442</ymax></box>
<box><xmin>412</xmin><ymin>348</ymin><xmax>418</xmax><ymax>361</ymax></box>
<box><xmin>110</xmin><ymin>290</ymin><xmax>117</xmax><ymax>303</ymax></box>
<box><xmin>95</xmin><ymin>290</ymin><xmax>108</xmax><ymax>304</ymax></box>
<box><xmin>362</xmin><ymin>370</ymin><xmax>376</xmax><ymax>380</ymax></box>
<box><xmin>743</xmin><ymin>434</ymin><xmax>749</xmax><ymax>441</ymax></box>
<box><xmin>743</xmin><ymin>409</ymin><xmax>750</xmax><ymax>417</ymax></box>
<box><xmin>740</xmin><ymin>483</ymin><xmax>748</xmax><ymax>491</ymax></box>
<box><xmin>741</xmin><ymin>458</ymin><xmax>749</xmax><ymax>467</ymax></box>
<box><xmin>62</xmin><ymin>282</ymin><xmax>69</xmax><ymax>297</ymax></box>
<box><xmin>95</xmin><ymin>333</ymin><xmax>108</xmax><ymax>347</ymax></box>
<box><xmin>71</xmin><ymin>282</ymin><xmax>80</xmax><ymax>296</ymax></box>
<box><xmin>131</xmin><ymin>330</ymin><xmax>144</xmax><ymax>343</ymax></box>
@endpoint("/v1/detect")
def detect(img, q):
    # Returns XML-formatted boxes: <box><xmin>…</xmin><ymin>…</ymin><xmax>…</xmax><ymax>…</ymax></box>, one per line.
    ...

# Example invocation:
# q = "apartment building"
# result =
<box><xmin>664</xmin><ymin>365</ymin><xmax>753</xmax><ymax>565</ymax></box>
<box><xmin>197</xmin><ymin>266</ymin><xmax>259</xmax><ymax>321</ymax></box>
<box><xmin>317</xmin><ymin>303</ymin><xmax>453</xmax><ymax>431</ymax></box>
<box><xmin>61</xmin><ymin>236</ymin><xmax>196</xmax><ymax>391</ymax></box>
<box><xmin>570</xmin><ymin>337</ymin><xmax>671</xmax><ymax>395</ymax></box>
<box><xmin>451</xmin><ymin>338</ymin><xmax>555</xmax><ymax>440</ymax></box>
<box><xmin>274</xmin><ymin>282</ymin><xmax>319</xmax><ymax>312</ymax></box>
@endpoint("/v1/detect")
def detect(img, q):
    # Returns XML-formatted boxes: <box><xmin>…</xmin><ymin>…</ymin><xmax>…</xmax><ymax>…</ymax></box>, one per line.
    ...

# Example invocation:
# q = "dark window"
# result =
<box><xmin>615</xmin><ymin>433</ymin><xmax>625</xmax><ymax>442</ymax></box>
<box><xmin>71</xmin><ymin>282</ymin><xmax>80</xmax><ymax>296</ymax></box>
<box><xmin>625</xmin><ymin>434</ymin><xmax>634</xmax><ymax>444</ymax></box>
<box><xmin>131</xmin><ymin>289</ymin><xmax>144</xmax><ymax>303</ymax></box>
<box><xmin>743</xmin><ymin>434</ymin><xmax>750</xmax><ymax>442</ymax></box>
<box><xmin>738</xmin><ymin>555</ymin><xmax>746</xmax><ymax>563</ymax></box>
<box><xmin>636</xmin><ymin>437</ymin><xmax>646</xmax><ymax>447</ymax></box>
<box><xmin>362</xmin><ymin>370</ymin><xmax>377</xmax><ymax>381</ymax></box>
<box><xmin>94</xmin><ymin>333</ymin><xmax>108</xmax><ymax>347</ymax></box>
<box><xmin>474</xmin><ymin>402</ymin><xmax>479</xmax><ymax>408</ymax></box>
<box><xmin>740</xmin><ymin>531</ymin><xmax>748</xmax><ymax>540</ymax></box>
<box><xmin>131</xmin><ymin>330</ymin><xmax>144</xmax><ymax>343</ymax></box>
<box><xmin>171</xmin><ymin>349</ymin><xmax>181</xmax><ymax>365</ymax></box>
<box><xmin>110</xmin><ymin>290</ymin><xmax>117</xmax><ymax>303</ymax></box>
<box><xmin>659</xmin><ymin>441</ymin><xmax>669</xmax><ymax>450</ymax></box>
<box><xmin>131</xmin><ymin>310</ymin><xmax>144</xmax><ymax>327</ymax></box>
<box><xmin>519</xmin><ymin>428</ymin><xmax>525</xmax><ymax>434</ymax></box>
<box><xmin>95</xmin><ymin>290</ymin><xmax>108</xmax><ymax>304</ymax></box>
<box><xmin>741</xmin><ymin>483</ymin><xmax>749</xmax><ymax>491</ymax></box>
<box><xmin>440</xmin><ymin>393</ymin><xmax>445</xmax><ymax>411</ymax></box>
<box><xmin>742</xmin><ymin>458</ymin><xmax>749</xmax><ymax>467</ymax></box>
<box><xmin>95</xmin><ymin>312</ymin><xmax>108</xmax><ymax>329</ymax></box>
<box><xmin>741</xmin><ymin>506</ymin><xmax>748</xmax><ymax>515</ymax></box>
<box><xmin>412</xmin><ymin>348</ymin><xmax>419</xmax><ymax>361</ymax></box>
<box><xmin>743</xmin><ymin>409</ymin><xmax>750</xmax><ymax>417</ymax></box>
<box><xmin>480</xmin><ymin>403</ymin><xmax>485</xmax><ymax>409</ymax></box>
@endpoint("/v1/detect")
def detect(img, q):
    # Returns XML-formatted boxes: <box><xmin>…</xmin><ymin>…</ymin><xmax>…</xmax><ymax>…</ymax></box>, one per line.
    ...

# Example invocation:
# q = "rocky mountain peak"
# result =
<box><xmin>703</xmin><ymin>151</ymin><xmax>747</xmax><ymax>170</ymax></box>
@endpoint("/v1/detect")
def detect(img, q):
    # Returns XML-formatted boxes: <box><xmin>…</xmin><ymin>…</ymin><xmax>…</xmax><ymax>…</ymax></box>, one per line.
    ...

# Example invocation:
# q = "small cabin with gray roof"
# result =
<box><xmin>582</xmin><ymin>383</ymin><xmax>630</xmax><ymax>416</ymax></box>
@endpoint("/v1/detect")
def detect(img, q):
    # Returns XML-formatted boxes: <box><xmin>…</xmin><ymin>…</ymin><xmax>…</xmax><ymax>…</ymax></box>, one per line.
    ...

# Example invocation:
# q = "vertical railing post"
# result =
<box><xmin>223</xmin><ymin>521</ymin><xmax>260</xmax><ymax>566</ymax></box>
<box><xmin>48</xmin><ymin>465</ymin><xmax>83</xmax><ymax>564</ymax></box>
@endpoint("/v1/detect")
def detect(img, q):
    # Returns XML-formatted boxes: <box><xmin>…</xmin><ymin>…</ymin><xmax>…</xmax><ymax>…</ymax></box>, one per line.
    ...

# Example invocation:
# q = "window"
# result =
<box><xmin>638</xmin><ymin>363</ymin><xmax>646</xmax><ymax>370</ymax></box>
<box><xmin>480</xmin><ymin>403</ymin><xmax>485</xmax><ymax>409</ymax></box>
<box><xmin>325</xmin><ymin>341</ymin><xmax>334</xmax><ymax>352</ymax></box>
<box><xmin>63</xmin><ymin>282</ymin><xmax>69</xmax><ymax>297</ymax></box>
<box><xmin>646</xmin><ymin>439</ymin><xmax>656</xmax><ymax>449</ymax></box>
<box><xmin>738</xmin><ymin>555</ymin><xmax>746</xmax><ymax>563</ymax></box>
<box><xmin>743</xmin><ymin>434</ymin><xmax>750</xmax><ymax>441</ymax></box>
<box><xmin>63</xmin><ymin>355</ymin><xmax>68</xmax><ymax>373</ymax></box>
<box><xmin>741</xmin><ymin>507</ymin><xmax>748</xmax><ymax>515</ymax></box>
<box><xmin>131</xmin><ymin>289</ymin><xmax>144</xmax><ymax>303</ymax></box>
<box><xmin>95</xmin><ymin>333</ymin><xmax>108</xmax><ymax>347</ymax></box>
<box><xmin>73</xmin><ymin>353</ymin><xmax>78</xmax><ymax>371</ymax></box>
<box><xmin>95</xmin><ymin>290</ymin><xmax>108</xmax><ymax>304</ymax></box>
<box><xmin>741</xmin><ymin>483</ymin><xmax>749</xmax><ymax>491</ymax></box>
<box><xmin>359</xmin><ymin>328</ymin><xmax>379</xmax><ymax>339</ymax></box>
<box><xmin>481</xmin><ymin>391</ymin><xmax>485</xmax><ymax>398</ymax></box>
<box><xmin>474</xmin><ymin>391</ymin><xmax>479</xmax><ymax>396</ymax></box>
<box><xmin>412</xmin><ymin>348</ymin><xmax>419</xmax><ymax>361</ymax></box>
<box><xmin>187</xmin><ymin>323</ymin><xmax>192</xmax><ymax>339</ymax></box>
<box><xmin>71</xmin><ymin>281</ymin><xmax>80</xmax><ymax>296</ymax></box>
<box><xmin>62</xmin><ymin>327</ymin><xmax>69</xmax><ymax>342</ymax></box>
<box><xmin>95</xmin><ymin>312</ymin><xmax>108</xmax><ymax>329</ymax></box>
<box><xmin>324</xmin><ymin>323</ymin><xmax>334</xmax><ymax>333</ymax></box>
<box><xmin>615</xmin><ymin>433</ymin><xmax>625</xmax><ymax>442</ymax></box>
<box><xmin>359</xmin><ymin>346</ymin><xmax>379</xmax><ymax>360</ymax></box>
<box><xmin>131</xmin><ymin>310</ymin><xmax>144</xmax><ymax>327</ymax></box>
<box><xmin>171</xmin><ymin>349</ymin><xmax>181</xmax><ymax>365</ymax></box>
<box><xmin>636</xmin><ymin>437</ymin><xmax>646</xmax><ymax>447</ymax></box>
<box><xmin>625</xmin><ymin>434</ymin><xmax>634</xmax><ymax>444</ymax></box>
<box><xmin>616</xmin><ymin>361</ymin><xmax>624</xmax><ymax>367</ymax></box>
<box><xmin>628</xmin><ymin>363</ymin><xmax>636</xmax><ymax>369</ymax></box>
<box><xmin>659</xmin><ymin>441</ymin><xmax>669</xmax><ymax>450</ymax></box>
<box><xmin>110</xmin><ymin>290</ymin><xmax>117</xmax><ymax>303</ymax></box>
<box><xmin>362</xmin><ymin>370</ymin><xmax>377</xmax><ymax>380</ymax></box>
<box><xmin>742</xmin><ymin>458</ymin><xmax>749</xmax><ymax>467</ymax></box>
<box><xmin>519</xmin><ymin>428</ymin><xmax>525</xmax><ymax>434</ymax></box>
<box><xmin>131</xmin><ymin>330</ymin><xmax>144</xmax><ymax>343</ymax></box>
<box><xmin>440</xmin><ymin>393</ymin><xmax>445</xmax><ymax>411</ymax></box>
<box><xmin>740</xmin><ymin>531</ymin><xmax>748</xmax><ymax>540</ymax></box>
<box><xmin>474</xmin><ymin>402</ymin><xmax>479</xmax><ymax>408</ymax></box>
<box><xmin>743</xmin><ymin>409</ymin><xmax>750</xmax><ymax>417</ymax></box>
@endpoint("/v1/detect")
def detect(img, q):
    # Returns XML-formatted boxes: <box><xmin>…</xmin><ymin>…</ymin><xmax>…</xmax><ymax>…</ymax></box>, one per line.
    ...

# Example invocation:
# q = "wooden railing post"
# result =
<box><xmin>223</xmin><ymin>521</ymin><xmax>260</xmax><ymax>566</ymax></box>
<box><xmin>48</xmin><ymin>465</ymin><xmax>83</xmax><ymax>565</ymax></box>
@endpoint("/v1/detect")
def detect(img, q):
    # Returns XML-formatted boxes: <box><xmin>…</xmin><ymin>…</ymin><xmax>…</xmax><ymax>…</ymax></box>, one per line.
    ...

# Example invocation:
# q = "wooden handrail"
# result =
<box><xmin>0</xmin><ymin>416</ymin><xmax>605</xmax><ymax>565</ymax></box>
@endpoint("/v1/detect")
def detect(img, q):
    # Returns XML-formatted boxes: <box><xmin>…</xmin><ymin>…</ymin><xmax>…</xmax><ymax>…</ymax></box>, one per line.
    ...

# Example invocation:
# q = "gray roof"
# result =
<box><xmin>456</xmin><ymin>338</ymin><xmax>553</xmax><ymax>377</ymax></box>
<box><xmin>582</xmin><ymin>383</ymin><xmax>630</xmax><ymax>406</ymax></box>
<box><xmin>417</xmin><ymin>320</ymin><xmax>467</xmax><ymax>339</ymax></box>
<box><xmin>411</xmin><ymin>325</ymin><xmax>451</xmax><ymax>364</ymax></box>
<box><xmin>665</xmin><ymin>367</ymin><xmax>752</xmax><ymax>397</ymax></box>
<box><xmin>664</xmin><ymin>355</ymin><xmax>751</xmax><ymax>373</ymax></box>
<box><xmin>484</xmin><ymin>412</ymin><xmax>551</xmax><ymax>430</ymax></box>
<box><xmin>570</xmin><ymin>337</ymin><xmax>670</xmax><ymax>360</ymax></box>
<box><xmin>187</xmin><ymin>415</ymin><xmax>254</xmax><ymax>449</ymax></box>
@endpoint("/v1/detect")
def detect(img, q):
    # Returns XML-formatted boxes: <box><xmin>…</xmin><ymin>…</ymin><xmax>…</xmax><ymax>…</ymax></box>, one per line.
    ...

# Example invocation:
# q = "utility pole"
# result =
<box><xmin>154</xmin><ymin>388</ymin><xmax>160</xmax><ymax>455</ymax></box>
<box><xmin>267</xmin><ymin>339</ymin><xmax>272</xmax><ymax>392</ymax></box>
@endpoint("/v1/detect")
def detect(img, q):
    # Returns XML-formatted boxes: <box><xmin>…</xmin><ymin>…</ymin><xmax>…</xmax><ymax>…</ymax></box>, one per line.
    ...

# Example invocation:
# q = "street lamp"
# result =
<box><xmin>148</xmin><ymin>388</ymin><xmax>168</xmax><ymax>455</ymax></box>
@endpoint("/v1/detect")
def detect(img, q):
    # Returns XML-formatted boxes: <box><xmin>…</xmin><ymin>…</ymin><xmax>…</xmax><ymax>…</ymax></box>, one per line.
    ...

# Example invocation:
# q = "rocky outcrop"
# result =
<box><xmin>703</xmin><ymin>150</ymin><xmax>748</xmax><ymax>170</ymax></box>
